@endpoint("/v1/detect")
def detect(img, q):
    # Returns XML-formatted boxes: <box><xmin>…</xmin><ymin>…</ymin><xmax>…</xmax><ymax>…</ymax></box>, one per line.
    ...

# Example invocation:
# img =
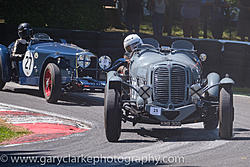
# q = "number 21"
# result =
<box><xmin>25</xmin><ymin>55</ymin><xmax>32</xmax><ymax>70</ymax></box>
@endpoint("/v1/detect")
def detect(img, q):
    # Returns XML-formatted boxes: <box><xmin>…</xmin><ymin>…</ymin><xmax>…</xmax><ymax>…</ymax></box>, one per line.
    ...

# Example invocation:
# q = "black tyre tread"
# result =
<box><xmin>39</xmin><ymin>81</ymin><xmax>44</xmax><ymax>96</ymax></box>
<box><xmin>104</xmin><ymin>87</ymin><xmax>121</xmax><ymax>142</ymax></box>
<box><xmin>219</xmin><ymin>86</ymin><xmax>233</xmax><ymax>139</ymax></box>
<box><xmin>0</xmin><ymin>57</ymin><xmax>6</xmax><ymax>90</ymax></box>
<box><xmin>43</xmin><ymin>63</ymin><xmax>61</xmax><ymax>103</ymax></box>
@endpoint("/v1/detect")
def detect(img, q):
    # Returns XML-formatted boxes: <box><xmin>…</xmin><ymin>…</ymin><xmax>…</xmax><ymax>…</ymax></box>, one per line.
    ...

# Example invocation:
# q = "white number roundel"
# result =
<box><xmin>22</xmin><ymin>51</ymin><xmax>34</xmax><ymax>77</ymax></box>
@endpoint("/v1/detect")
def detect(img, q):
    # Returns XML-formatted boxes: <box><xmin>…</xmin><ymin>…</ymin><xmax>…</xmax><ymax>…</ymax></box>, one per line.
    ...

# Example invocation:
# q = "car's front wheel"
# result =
<box><xmin>43</xmin><ymin>63</ymin><xmax>61</xmax><ymax>103</ymax></box>
<box><xmin>0</xmin><ymin>58</ymin><xmax>6</xmax><ymax>90</ymax></box>
<box><xmin>104</xmin><ymin>86</ymin><xmax>122</xmax><ymax>142</ymax></box>
<box><xmin>219</xmin><ymin>86</ymin><xmax>234</xmax><ymax>139</ymax></box>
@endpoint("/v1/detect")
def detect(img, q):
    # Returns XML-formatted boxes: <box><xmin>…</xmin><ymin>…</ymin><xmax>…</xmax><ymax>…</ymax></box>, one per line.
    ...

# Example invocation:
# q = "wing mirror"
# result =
<box><xmin>199</xmin><ymin>53</ymin><xmax>207</xmax><ymax>62</ymax></box>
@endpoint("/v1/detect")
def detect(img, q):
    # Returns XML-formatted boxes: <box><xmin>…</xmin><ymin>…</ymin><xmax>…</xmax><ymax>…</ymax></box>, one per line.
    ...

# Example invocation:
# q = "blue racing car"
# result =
<box><xmin>0</xmin><ymin>32</ymin><xmax>123</xmax><ymax>103</ymax></box>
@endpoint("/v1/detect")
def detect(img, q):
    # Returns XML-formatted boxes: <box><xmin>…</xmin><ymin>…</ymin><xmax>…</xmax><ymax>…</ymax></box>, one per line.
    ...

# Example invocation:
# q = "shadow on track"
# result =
<box><xmin>3</xmin><ymin>88</ymin><xmax>44</xmax><ymax>98</ymax></box>
<box><xmin>3</xmin><ymin>88</ymin><xmax>104</xmax><ymax>106</ymax></box>
<box><xmin>57</xmin><ymin>92</ymin><xmax>104</xmax><ymax>106</ymax></box>
<box><xmin>120</xmin><ymin>127</ymin><xmax>250</xmax><ymax>142</ymax></box>
<box><xmin>121</xmin><ymin>127</ymin><xmax>219</xmax><ymax>142</ymax></box>
<box><xmin>231</xmin><ymin>128</ymin><xmax>250</xmax><ymax>140</ymax></box>
<box><xmin>0</xmin><ymin>150</ymin><xmax>50</xmax><ymax>156</ymax></box>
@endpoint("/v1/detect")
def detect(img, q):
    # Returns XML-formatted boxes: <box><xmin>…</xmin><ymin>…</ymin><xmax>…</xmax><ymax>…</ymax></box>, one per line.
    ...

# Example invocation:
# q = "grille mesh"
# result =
<box><xmin>78</xmin><ymin>57</ymin><xmax>100</xmax><ymax>79</ymax></box>
<box><xmin>154</xmin><ymin>67</ymin><xmax>169</xmax><ymax>104</ymax></box>
<box><xmin>154</xmin><ymin>65</ymin><xmax>186</xmax><ymax>105</ymax></box>
<box><xmin>171</xmin><ymin>66</ymin><xmax>186</xmax><ymax>104</ymax></box>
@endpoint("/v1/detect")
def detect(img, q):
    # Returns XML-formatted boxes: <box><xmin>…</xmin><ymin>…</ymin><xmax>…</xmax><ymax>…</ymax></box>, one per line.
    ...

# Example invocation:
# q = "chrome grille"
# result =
<box><xmin>153</xmin><ymin>65</ymin><xmax>187</xmax><ymax>106</ymax></box>
<box><xmin>171</xmin><ymin>66</ymin><xmax>186</xmax><ymax>104</ymax></box>
<box><xmin>154</xmin><ymin>67</ymin><xmax>169</xmax><ymax>104</ymax></box>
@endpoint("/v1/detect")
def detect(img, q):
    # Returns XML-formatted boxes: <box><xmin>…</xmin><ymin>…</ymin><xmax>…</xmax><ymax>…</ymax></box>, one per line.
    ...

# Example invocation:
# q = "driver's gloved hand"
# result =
<box><xmin>11</xmin><ymin>39</ymin><xmax>28</xmax><ymax>61</ymax></box>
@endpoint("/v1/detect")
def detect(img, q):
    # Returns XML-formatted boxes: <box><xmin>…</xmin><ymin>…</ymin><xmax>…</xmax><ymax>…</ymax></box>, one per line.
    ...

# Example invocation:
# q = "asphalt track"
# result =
<box><xmin>0</xmin><ymin>82</ymin><xmax>249</xmax><ymax>166</ymax></box>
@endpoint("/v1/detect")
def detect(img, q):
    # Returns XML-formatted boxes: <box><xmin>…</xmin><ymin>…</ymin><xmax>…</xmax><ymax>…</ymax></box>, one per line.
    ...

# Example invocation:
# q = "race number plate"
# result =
<box><xmin>22</xmin><ymin>51</ymin><xmax>34</xmax><ymax>77</ymax></box>
<box><xmin>150</xmin><ymin>106</ymin><xmax>162</xmax><ymax>116</ymax></box>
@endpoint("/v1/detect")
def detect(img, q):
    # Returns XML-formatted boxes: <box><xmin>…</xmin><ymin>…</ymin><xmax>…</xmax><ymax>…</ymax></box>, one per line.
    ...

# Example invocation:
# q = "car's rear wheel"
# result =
<box><xmin>43</xmin><ymin>63</ymin><xmax>61</xmax><ymax>103</ymax></box>
<box><xmin>104</xmin><ymin>86</ymin><xmax>122</xmax><ymax>142</ymax></box>
<box><xmin>203</xmin><ymin>107</ymin><xmax>219</xmax><ymax>130</ymax></box>
<box><xmin>0</xmin><ymin>58</ymin><xmax>6</xmax><ymax>90</ymax></box>
<box><xmin>219</xmin><ymin>86</ymin><xmax>234</xmax><ymax>139</ymax></box>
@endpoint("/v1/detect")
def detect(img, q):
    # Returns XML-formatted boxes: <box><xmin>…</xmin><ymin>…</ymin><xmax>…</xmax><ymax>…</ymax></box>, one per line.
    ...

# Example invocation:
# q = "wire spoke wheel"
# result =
<box><xmin>44</xmin><ymin>69</ymin><xmax>52</xmax><ymax>97</ymax></box>
<box><xmin>42</xmin><ymin>63</ymin><xmax>61</xmax><ymax>103</ymax></box>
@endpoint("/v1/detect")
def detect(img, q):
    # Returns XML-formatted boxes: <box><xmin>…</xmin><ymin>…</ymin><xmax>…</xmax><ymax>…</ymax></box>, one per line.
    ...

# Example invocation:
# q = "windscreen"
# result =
<box><xmin>171</xmin><ymin>40</ymin><xmax>194</xmax><ymax>50</ymax></box>
<box><xmin>142</xmin><ymin>38</ymin><xmax>160</xmax><ymax>48</ymax></box>
<box><xmin>32</xmin><ymin>33</ymin><xmax>53</xmax><ymax>41</ymax></box>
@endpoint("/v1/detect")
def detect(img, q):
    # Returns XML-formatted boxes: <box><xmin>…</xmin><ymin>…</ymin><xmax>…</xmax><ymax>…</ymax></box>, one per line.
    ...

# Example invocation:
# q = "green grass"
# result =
<box><xmin>0</xmin><ymin>119</ymin><xmax>31</xmax><ymax>143</ymax></box>
<box><xmin>106</xmin><ymin>19</ymin><xmax>246</xmax><ymax>41</ymax></box>
<box><xmin>233</xmin><ymin>87</ymin><xmax>250</xmax><ymax>96</ymax></box>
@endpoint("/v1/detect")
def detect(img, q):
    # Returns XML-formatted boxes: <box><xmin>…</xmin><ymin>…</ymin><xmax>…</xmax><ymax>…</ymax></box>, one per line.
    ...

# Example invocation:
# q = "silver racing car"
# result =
<box><xmin>104</xmin><ymin>39</ymin><xmax>235</xmax><ymax>142</ymax></box>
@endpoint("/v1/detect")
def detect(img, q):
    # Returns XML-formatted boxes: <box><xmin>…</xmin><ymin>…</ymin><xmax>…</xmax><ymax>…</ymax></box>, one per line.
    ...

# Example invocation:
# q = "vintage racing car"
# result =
<box><xmin>104</xmin><ymin>39</ymin><xmax>235</xmax><ymax>142</ymax></box>
<box><xmin>0</xmin><ymin>33</ymin><xmax>114</xmax><ymax>103</ymax></box>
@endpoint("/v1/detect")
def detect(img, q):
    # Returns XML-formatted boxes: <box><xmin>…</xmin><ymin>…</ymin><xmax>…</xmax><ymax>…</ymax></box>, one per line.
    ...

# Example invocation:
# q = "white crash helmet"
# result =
<box><xmin>123</xmin><ymin>34</ymin><xmax>143</xmax><ymax>53</ymax></box>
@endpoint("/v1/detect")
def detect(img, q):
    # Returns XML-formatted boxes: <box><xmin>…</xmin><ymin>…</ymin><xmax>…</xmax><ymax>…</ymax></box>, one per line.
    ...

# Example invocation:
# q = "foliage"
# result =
<box><xmin>0</xmin><ymin>126</ymin><xmax>24</xmax><ymax>143</ymax></box>
<box><xmin>225</xmin><ymin>0</ymin><xmax>238</xmax><ymax>6</ymax></box>
<box><xmin>0</xmin><ymin>119</ymin><xmax>30</xmax><ymax>143</ymax></box>
<box><xmin>233</xmin><ymin>87</ymin><xmax>250</xmax><ymax>96</ymax></box>
<box><xmin>0</xmin><ymin>0</ymin><xmax>106</xmax><ymax>31</ymax></box>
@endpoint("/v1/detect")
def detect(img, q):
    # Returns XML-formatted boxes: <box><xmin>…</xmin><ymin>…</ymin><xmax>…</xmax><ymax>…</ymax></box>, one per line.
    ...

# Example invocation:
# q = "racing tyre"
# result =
<box><xmin>104</xmin><ymin>86</ymin><xmax>122</xmax><ymax>142</ymax></box>
<box><xmin>43</xmin><ymin>63</ymin><xmax>61</xmax><ymax>103</ymax></box>
<box><xmin>203</xmin><ymin>108</ymin><xmax>219</xmax><ymax>130</ymax></box>
<box><xmin>219</xmin><ymin>86</ymin><xmax>234</xmax><ymax>139</ymax></box>
<box><xmin>0</xmin><ymin>58</ymin><xmax>6</xmax><ymax>90</ymax></box>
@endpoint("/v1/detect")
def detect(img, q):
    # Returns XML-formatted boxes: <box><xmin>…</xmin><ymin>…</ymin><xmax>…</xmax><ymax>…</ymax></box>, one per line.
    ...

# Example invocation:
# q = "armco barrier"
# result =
<box><xmin>221</xmin><ymin>42</ymin><xmax>247</xmax><ymax>87</ymax></box>
<box><xmin>71</xmin><ymin>31</ymin><xmax>99</xmax><ymax>53</ymax></box>
<box><xmin>245</xmin><ymin>45</ymin><xmax>250</xmax><ymax>87</ymax></box>
<box><xmin>195</xmin><ymin>39</ymin><xmax>223</xmax><ymax>77</ymax></box>
<box><xmin>34</xmin><ymin>28</ymin><xmax>73</xmax><ymax>43</ymax></box>
<box><xmin>1</xmin><ymin>24</ymin><xmax>250</xmax><ymax>87</ymax></box>
<box><xmin>97</xmin><ymin>32</ymin><xmax>125</xmax><ymax>61</ymax></box>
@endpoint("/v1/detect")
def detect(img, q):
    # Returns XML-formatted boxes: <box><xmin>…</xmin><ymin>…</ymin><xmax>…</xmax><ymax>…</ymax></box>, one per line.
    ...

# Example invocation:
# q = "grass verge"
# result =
<box><xmin>233</xmin><ymin>87</ymin><xmax>250</xmax><ymax>96</ymax></box>
<box><xmin>0</xmin><ymin>118</ymin><xmax>31</xmax><ymax>143</ymax></box>
<box><xmin>105</xmin><ymin>19</ymin><xmax>244</xmax><ymax>41</ymax></box>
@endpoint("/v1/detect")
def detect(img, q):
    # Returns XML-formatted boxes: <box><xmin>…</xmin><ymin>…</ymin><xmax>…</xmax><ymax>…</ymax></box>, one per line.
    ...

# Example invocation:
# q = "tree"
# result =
<box><xmin>0</xmin><ymin>0</ymin><xmax>107</xmax><ymax>31</ymax></box>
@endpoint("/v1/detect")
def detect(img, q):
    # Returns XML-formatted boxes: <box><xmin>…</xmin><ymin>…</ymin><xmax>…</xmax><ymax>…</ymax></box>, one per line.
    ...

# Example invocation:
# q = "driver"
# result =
<box><xmin>123</xmin><ymin>34</ymin><xmax>143</xmax><ymax>54</ymax></box>
<box><xmin>11</xmin><ymin>23</ymin><xmax>33</xmax><ymax>81</ymax></box>
<box><xmin>118</xmin><ymin>34</ymin><xmax>143</xmax><ymax>74</ymax></box>
<box><xmin>123</xmin><ymin>34</ymin><xmax>144</xmax><ymax>62</ymax></box>
<box><xmin>11</xmin><ymin>23</ymin><xmax>33</xmax><ymax>61</ymax></box>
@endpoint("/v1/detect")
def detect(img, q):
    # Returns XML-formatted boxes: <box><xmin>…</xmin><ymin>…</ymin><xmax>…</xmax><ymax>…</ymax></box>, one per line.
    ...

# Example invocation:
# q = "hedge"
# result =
<box><xmin>0</xmin><ymin>0</ymin><xmax>106</xmax><ymax>31</ymax></box>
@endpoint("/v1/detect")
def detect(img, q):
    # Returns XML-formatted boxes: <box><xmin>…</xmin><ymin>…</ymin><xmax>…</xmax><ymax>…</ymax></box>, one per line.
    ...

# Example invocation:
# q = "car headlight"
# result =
<box><xmin>99</xmin><ymin>55</ymin><xmax>111</xmax><ymax>70</ymax></box>
<box><xmin>77</xmin><ymin>54</ymin><xmax>91</xmax><ymax>68</ymax></box>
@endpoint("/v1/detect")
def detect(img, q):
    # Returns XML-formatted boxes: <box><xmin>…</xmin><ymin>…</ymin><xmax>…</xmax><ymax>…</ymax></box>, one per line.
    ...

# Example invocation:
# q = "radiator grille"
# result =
<box><xmin>154</xmin><ymin>67</ymin><xmax>169</xmax><ymax>104</ymax></box>
<box><xmin>153</xmin><ymin>65</ymin><xmax>187</xmax><ymax>106</ymax></box>
<box><xmin>77</xmin><ymin>57</ymin><xmax>105</xmax><ymax>81</ymax></box>
<box><xmin>171</xmin><ymin>66</ymin><xmax>186</xmax><ymax>104</ymax></box>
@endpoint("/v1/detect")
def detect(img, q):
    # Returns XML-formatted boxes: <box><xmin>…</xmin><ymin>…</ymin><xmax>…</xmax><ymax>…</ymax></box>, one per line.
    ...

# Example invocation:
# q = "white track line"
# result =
<box><xmin>234</xmin><ymin>94</ymin><xmax>250</xmax><ymax>99</ymax></box>
<box><xmin>0</xmin><ymin>102</ymin><xmax>91</xmax><ymax>148</ymax></box>
<box><xmin>0</xmin><ymin>102</ymin><xmax>92</xmax><ymax>129</ymax></box>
